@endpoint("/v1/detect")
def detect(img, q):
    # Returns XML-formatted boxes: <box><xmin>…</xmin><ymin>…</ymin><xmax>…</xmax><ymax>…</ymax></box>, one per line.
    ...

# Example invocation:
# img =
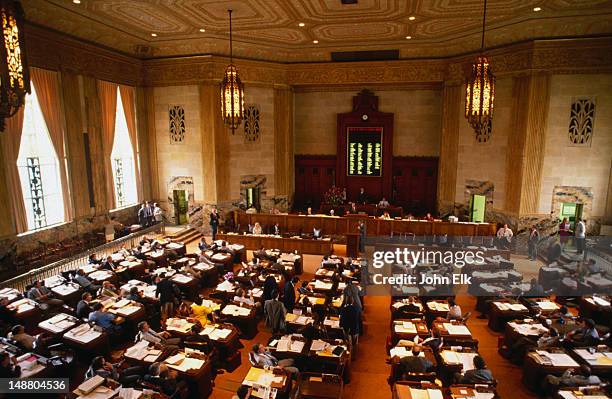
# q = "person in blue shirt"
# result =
<box><xmin>88</xmin><ymin>303</ymin><xmax>120</xmax><ymax>333</ymax></box>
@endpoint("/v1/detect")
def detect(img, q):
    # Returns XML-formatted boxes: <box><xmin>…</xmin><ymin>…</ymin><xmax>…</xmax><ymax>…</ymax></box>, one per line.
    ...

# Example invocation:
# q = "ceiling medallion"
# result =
<box><xmin>220</xmin><ymin>9</ymin><xmax>245</xmax><ymax>134</ymax></box>
<box><xmin>0</xmin><ymin>0</ymin><xmax>30</xmax><ymax>132</ymax></box>
<box><xmin>465</xmin><ymin>0</ymin><xmax>495</xmax><ymax>136</ymax></box>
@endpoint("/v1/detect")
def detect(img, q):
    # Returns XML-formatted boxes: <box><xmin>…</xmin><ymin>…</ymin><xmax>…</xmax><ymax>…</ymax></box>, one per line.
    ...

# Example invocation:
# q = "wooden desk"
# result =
<box><xmin>242</xmin><ymin>367</ymin><xmax>291</xmax><ymax>398</ymax></box>
<box><xmin>236</xmin><ymin>213</ymin><xmax>497</xmax><ymax>237</ymax></box>
<box><xmin>432</xmin><ymin>322</ymin><xmax>474</xmax><ymax>347</ymax></box>
<box><xmin>217</xmin><ymin>233</ymin><xmax>334</xmax><ymax>255</ymax></box>
<box><xmin>449</xmin><ymin>385</ymin><xmax>497</xmax><ymax>399</ymax></box>
<box><xmin>63</xmin><ymin>324</ymin><xmax>109</xmax><ymax>354</ymax></box>
<box><xmin>6</xmin><ymin>298</ymin><xmax>41</xmax><ymax>328</ymax></box>
<box><xmin>503</xmin><ymin>319</ymin><xmax>549</xmax><ymax>348</ymax></box>
<box><xmin>393</xmin><ymin>382</ymin><xmax>444</xmax><ymax>399</ymax></box>
<box><xmin>296</xmin><ymin>372</ymin><xmax>343</xmax><ymax>399</ymax></box>
<box><xmin>487</xmin><ymin>300</ymin><xmax>530</xmax><ymax>332</ymax></box>
<box><xmin>16</xmin><ymin>352</ymin><xmax>48</xmax><ymax>378</ymax></box>
<box><xmin>164</xmin><ymin>350</ymin><xmax>213</xmax><ymax>398</ymax></box>
<box><xmin>570</xmin><ymin>347</ymin><xmax>612</xmax><ymax>377</ymax></box>
<box><xmin>268</xmin><ymin>334</ymin><xmax>309</xmax><ymax>360</ymax></box>
<box><xmin>307</xmin><ymin>339</ymin><xmax>351</xmax><ymax>382</ymax></box>
<box><xmin>388</xmin><ymin>347</ymin><xmax>437</xmax><ymax>386</ymax></box>
<box><xmin>220</xmin><ymin>303</ymin><xmax>258</xmax><ymax>339</ymax></box>
<box><xmin>391</xmin><ymin>319</ymin><xmax>430</xmax><ymax>344</ymax></box>
<box><xmin>522</xmin><ymin>349</ymin><xmax>581</xmax><ymax>392</ymax></box>
<box><xmin>38</xmin><ymin>313</ymin><xmax>80</xmax><ymax>336</ymax></box>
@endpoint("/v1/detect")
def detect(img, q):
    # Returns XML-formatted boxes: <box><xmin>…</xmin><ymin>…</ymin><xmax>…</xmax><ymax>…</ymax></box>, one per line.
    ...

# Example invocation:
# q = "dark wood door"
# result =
<box><xmin>294</xmin><ymin>156</ymin><xmax>337</xmax><ymax>211</ymax></box>
<box><xmin>392</xmin><ymin>157</ymin><xmax>438</xmax><ymax>216</ymax></box>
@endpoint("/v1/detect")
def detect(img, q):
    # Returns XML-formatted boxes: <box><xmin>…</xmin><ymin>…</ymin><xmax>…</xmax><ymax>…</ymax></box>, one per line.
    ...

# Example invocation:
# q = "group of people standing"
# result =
<box><xmin>137</xmin><ymin>201</ymin><xmax>163</xmax><ymax>227</ymax></box>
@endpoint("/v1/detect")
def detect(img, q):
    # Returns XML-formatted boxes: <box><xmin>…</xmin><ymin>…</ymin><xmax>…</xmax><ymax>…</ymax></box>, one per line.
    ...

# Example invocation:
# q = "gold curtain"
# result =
<box><xmin>119</xmin><ymin>85</ymin><xmax>142</xmax><ymax>202</ymax></box>
<box><xmin>97</xmin><ymin>80</ymin><xmax>118</xmax><ymax>210</ymax></box>
<box><xmin>0</xmin><ymin>109</ymin><xmax>28</xmax><ymax>233</ymax></box>
<box><xmin>31</xmin><ymin>67</ymin><xmax>73</xmax><ymax>222</ymax></box>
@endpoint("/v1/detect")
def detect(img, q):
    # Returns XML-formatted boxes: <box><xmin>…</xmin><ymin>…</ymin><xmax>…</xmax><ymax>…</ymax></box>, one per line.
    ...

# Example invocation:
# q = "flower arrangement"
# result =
<box><xmin>324</xmin><ymin>186</ymin><xmax>345</xmax><ymax>206</ymax></box>
<box><xmin>223</xmin><ymin>271</ymin><xmax>235</xmax><ymax>281</ymax></box>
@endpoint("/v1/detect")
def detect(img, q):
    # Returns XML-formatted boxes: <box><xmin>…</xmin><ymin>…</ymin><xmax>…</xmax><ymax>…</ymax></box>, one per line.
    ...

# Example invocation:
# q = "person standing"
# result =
<box><xmin>146</xmin><ymin>201</ymin><xmax>155</xmax><ymax>226</ymax></box>
<box><xmin>156</xmin><ymin>274</ymin><xmax>179</xmax><ymax>324</ymax></box>
<box><xmin>339</xmin><ymin>295</ymin><xmax>361</xmax><ymax>358</ymax></box>
<box><xmin>559</xmin><ymin>217</ymin><xmax>572</xmax><ymax>248</ymax></box>
<box><xmin>575</xmin><ymin>218</ymin><xmax>586</xmax><ymax>255</ymax></box>
<box><xmin>528</xmin><ymin>225</ymin><xmax>540</xmax><ymax>261</ymax></box>
<box><xmin>358</xmin><ymin>221</ymin><xmax>366</xmax><ymax>253</ymax></box>
<box><xmin>283</xmin><ymin>276</ymin><xmax>298</xmax><ymax>312</ymax></box>
<box><xmin>357</xmin><ymin>187</ymin><xmax>367</xmax><ymax>204</ymax></box>
<box><xmin>153</xmin><ymin>203</ymin><xmax>163</xmax><ymax>224</ymax></box>
<box><xmin>264</xmin><ymin>291</ymin><xmax>286</xmax><ymax>334</ymax></box>
<box><xmin>138</xmin><ymin>203</ymin><xmax>148</xmax><ymax>226</ymax></box>
<box><xmin>209</xmin><ymin>208</ymin><xmax>219</xmax><ymax>241</ymax></box>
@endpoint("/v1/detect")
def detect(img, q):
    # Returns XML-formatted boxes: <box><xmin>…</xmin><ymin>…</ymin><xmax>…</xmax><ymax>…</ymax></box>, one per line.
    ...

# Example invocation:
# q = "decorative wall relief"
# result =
<box><xmin>243</xmin><ymin>104</ymin><xmax>261</xmax><ymax>142</ymax></box>
<box><xmin>568</xmin><ymin>98</ymin><xmax>595</xmax><ymax>146</ymax></box>
<box><xmin>475</xmin><ymin>119</ymin><xmax>492</xmax><ymax>144</ymax></box>
<box><xmin>169</xmin><ymin>105</ymin><xmax>186</xmax><ymax>143</ymax></box>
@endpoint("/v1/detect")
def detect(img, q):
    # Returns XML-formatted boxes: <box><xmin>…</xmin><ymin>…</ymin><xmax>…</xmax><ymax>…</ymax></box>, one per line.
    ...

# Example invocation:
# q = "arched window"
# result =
<box><xmin>111</xmin><ymin>88</ymin><xmax>138</xmax><ymax>208</ymax></box>
<box><xmin>16</xmin><ymin>84</ymin><xmax>65</xmax><ymax>230</ymax></box>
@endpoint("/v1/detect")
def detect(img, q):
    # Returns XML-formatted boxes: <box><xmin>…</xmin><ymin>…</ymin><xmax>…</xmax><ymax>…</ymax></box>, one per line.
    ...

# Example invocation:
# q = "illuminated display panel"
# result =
<box><xmin>346</xmin><ymin>127</ymin><xmax>383</xmax><ymax>177</ymax></box>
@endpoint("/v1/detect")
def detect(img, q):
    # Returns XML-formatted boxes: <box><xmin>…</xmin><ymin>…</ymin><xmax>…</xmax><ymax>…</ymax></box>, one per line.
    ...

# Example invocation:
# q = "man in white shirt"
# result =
<box><xmin>496</xmin><ymin>224</ymin><xmax>513</xmax><ymax>249</ymax></box>
<box><xmin>378</xmin><ymin>197</ymin><xmax>390</xmax><ymax>208</ymax></box>
<box><xmin>153</xmin><ymin>203</ymin><xmax>163</xmax><ymax>224</ymax></box>
<box><xmin>575</xmin><ymin>218</ymin><xmax>586</xmax><ymax>255</ymax></box>
<box><xmin>135</xmin><ymin>321</ymin><xmax>180</xmax><ymax>347</ymax></box>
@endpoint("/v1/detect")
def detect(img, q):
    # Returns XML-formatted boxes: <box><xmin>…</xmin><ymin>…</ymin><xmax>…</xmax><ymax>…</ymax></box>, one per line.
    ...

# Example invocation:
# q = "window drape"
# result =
<box><xmin>97</xmin><ymin>80</ymin><xmax>118</xmax><ymax>210</ymax></box>
<box><xmin>31</xmin><ymin>67</ymin><xmax>73</xmax><ymax>222</ymax></box>
<box><xmin>0</xmin><ymin>109</ymin><xmax>28</xmax><ymax>233</ymax></box>
<box><xmin>119</xmin><ymin>85</ymin><xmax>142</xmax><ymax>202</ymax></box>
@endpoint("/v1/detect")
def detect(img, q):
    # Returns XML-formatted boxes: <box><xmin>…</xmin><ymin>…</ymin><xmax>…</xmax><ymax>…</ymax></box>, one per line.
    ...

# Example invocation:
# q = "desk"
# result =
<box><xmin>50</xmin><ymin>282</ymin><xmax>82</xmax><ymax>306</ymax></box>
<box><xmin>236</xmin><ymin>213</ymin><xmax>496</xmax><ymax>237</ymax></box>
<box><xmin>164</xmin><ymin>350</ymin><xmax>213</xmax><ymax>398</ymax></box>
<box><xmin>449</xmin><ymin>385</ymin><xmax>497</xmax><ymax>399</ymax></box>
<box><xmin>523</xmin><ymin>349</ymin><xmax>581</xmax><ymax>391</ymax></box>
<box><xmin>504</xmin><ymin>320</ymin><xmax>549</xmax><ymax>348</ymax></box>
<box><xmin>16</xmin><ymin>352</ymin><xmax>47</xmax><ymax>378</ymax></box>
<box><xmin>307</xmin><ymin>339</ymin><xmax>351</xmax><ymax>381</ymax></box>
<box><xmin>218</xmin><ymin>233</ymin><xmax>334</xmax><ymax>255</ymax></box>
<box><xmin>0</xmin><ymin>287</ymin><xmax>22</xmax><ymax>303</ymax></box>
<box><xmin>296</xmin><ymin>373</ymin><xmax>343</xmax><ymax>399</ymax></box>
<box><xmin>38</xmin><ymin>313</ymin><xmax>80</xmax><ymax>335</ymax></box>
<box><xmin>393</xmin><ymin>382</ymin><xmax>444</xmax><ymax>399</ymax></box>
<box><xmin>63</xmin><ymin>323</ymin><xmax>109</xmax><ymax>354</ymax></box>
<box><xmin>171</xmin><ymin>273</ymin><xmax>199</xmax><ymax>300</ymax></box>
<box><xmin>6</xmin><ymin>298</ymin><xmax>41</xmax><ymax>328</ymax></box>
<box><xmin>391</xmin><ymin>319</ymin><xmax>430</xmax><ymax>344</ymax></box>
<box><xmin>124</xmin><ymin>340</ymin><xmax>165</xmax><ymax>365</ymax></box>
<box><xmin>388</xmin><ymin>347</ymin><xmax>437</xmax><ymax>385</ymax></box>
<box><xmin>198</xmin><ymin>323</ymin><xmax>241</xmax><ymax>364</ymax></box>
<box><xmin>268</xmin><ymin>334</ymin><xmax>309</xmax><ymax>360</ymax></box>
<box><xmin>221</xmin><ymin>303</ymin><xmax>258</xmax><ymax>338</ymax></box>
<box><xmin>487</xmin><ymin>300</ymin><xmax>530</xmax><ymax>332</ymax></box>
<box><xmin>570</xmin><ymin>348</ymin><xmax>612</xmax><ymax>376</ymax></box>
<box><xmin>242</xmin><ymin>366</ymin><xmax>291</xmax><ymax>398</ymax></box>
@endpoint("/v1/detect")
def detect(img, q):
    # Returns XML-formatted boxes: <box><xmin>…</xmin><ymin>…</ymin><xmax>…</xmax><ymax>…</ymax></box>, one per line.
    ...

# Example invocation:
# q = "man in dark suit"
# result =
<box><xmin>459</xmin><ymin>355</ymin><xmax>494</xmax><ymax>383</ymax></box>
<box><xmin>272</xmin><ymin>223</ymin><xmax>281</xmax><ymax>235</ymax></box>
<box><xmin>357</xmin><ymin>187</ymin><xmax>367</xmax><ymax>204</ymax></box>
<box><xmin>209</xmin><ymin>208</ymin><xmax>219</xmax><ymax>241</ymax></box>
<box><xmin>76</xmin><ymin>292</ymin><xmax>93</xmax><ymax>319</ymax></box>
<box><xmin>262</xmin><ymin>271</ymin><xmax>279</xmax><ymax>303</ymax></box>
<box><xmin>138</xmin><ymin>203</ymin><xmax>148</xmax><ymax>226</ymax></box>
<box><xmin>283</xmin><ymin>276</ymin><xmax>298</xmax><ymax>312</ymax></box>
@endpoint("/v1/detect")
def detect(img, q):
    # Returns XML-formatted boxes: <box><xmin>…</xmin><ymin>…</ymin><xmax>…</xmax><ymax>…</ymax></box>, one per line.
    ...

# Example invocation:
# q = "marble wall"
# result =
<box><xmin>539</xmin><ymin>74</ymin><xmax>612</xmax><ymax>220</ymax></box>
<box><xmin>294</xmin><ymin>87</ymin><xmax>442</xmax><ymax>156</ymax></box>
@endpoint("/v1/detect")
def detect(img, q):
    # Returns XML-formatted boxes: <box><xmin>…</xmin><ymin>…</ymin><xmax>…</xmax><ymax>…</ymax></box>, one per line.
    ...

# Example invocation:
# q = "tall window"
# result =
<box><xmin>111</xmin><ymin>88</ymin><xmax>137</xmax><ymax>208</ymax></box>
<box><xmin>17</xmin><ymin>84</ymin><xmax>65</xmax><ymax>230</ymax></box>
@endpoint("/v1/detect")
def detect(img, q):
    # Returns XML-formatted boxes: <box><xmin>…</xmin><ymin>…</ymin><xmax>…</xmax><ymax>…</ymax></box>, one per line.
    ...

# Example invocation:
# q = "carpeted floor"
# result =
<box><xmin>188</xmin><ymin>239</ymin><xmax>541</xmax><ymax>398</ymax></box>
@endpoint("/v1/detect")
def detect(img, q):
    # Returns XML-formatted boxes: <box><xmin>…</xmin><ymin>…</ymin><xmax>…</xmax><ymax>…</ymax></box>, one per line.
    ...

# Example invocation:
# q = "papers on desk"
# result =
<box><xmin>88</xmin><ymin>270</ymin><xmax>113</xmax><ymax>281</ymax></box>
<box><xmin>75</xmin><ymin>375</ymin><xmax>105</xmax><ymax>396</ymax></box>
<box><xmin>125</xmin><ymin>340</ymin><xmax>161</xmax><ymax>362</ymax></box>
<box><xmin>323</xmin><ymin>317</ymin><xmax>340</xmax><ymax>329</ymax></box>
<box><xmin>222</xmin><ymin>304</ymin><xmax>252</xmax><ymax>317</ymax></box>
<box><xmin>574</xmin><ymin>349</ymin><xmax>612</xmax><ymax>366</ymax></box>
<box><xmin>40</xmin><ymin>313</ymin><xmax>76</xmax><ymax>333</ymax></box>
<box><xmin>166</xmin><ymin>318</ymin><xmax>194</xmax><ymax>334</ymax></box>
<box><xmin>536</xmin><ymin>301</ymin><xmax>560</xmax><ymax>311</ymax></box>
<box><xmin>212</xmin><ymin>253</ymin><xmax>228</xmax><ymax>261</ymax></box>
<box><xmin>443</xmin><ymin>323</ymin><xmax>471</xmax><ymax>336</ymax></box>
<box><xmin>172</xmin><ymin>274</ymin><xmax>193</xmax><ymax>284</ymax></box>
<box><xmin>508</xmin><ymin>322</ymin><xmax>548</xmax><ymax>336</ymax></box>
<box><xmin>243</xmin><ymin>367</ymin><xmax>286</xmax><ymax>389</ymax></box>
<box><xmin>117</xmin><ymin>388</ymin><xmax>143</xmax><ymax>399</ymax></box>
<box><xmin>441</xmin><ymin>351</ymin><xmax>478</xmax><ymax>372</ymax></box>
<box><xmin>116</xmin><ymin>305</ymin><xmax>141</xmax><ymax>317</ymax></box>
<box><xmin>52</xmin><ymin>283</ymin><xmax>80</xmax><ymax>296</ymax></box>
<box><xmin>557</xmin><ymin>392</ymin><xmax>609</xmax><ymax>399</ymax></box>
<box><xmin>535</xmin><ymin>351</ymin><xmax>580</xmax><ymax>367</ymax></box>
<box><xmin>428</xmin><ymin>302</ymin><xmax>449</xmax><ymax>312</ymax></box>
<box><xmin>310</xmin><ymin>340</ymin><xmax>329</xmax><ymax>352</ymax></box>
<box><xmin>65</xmin><ymin>324</ymin><xmax>102</xmax><ymax>344</ymax></box>
<box><xmin>397</xmin><ymin>387</ymin><xmax>443</xmax><ymax>399</ymax></box>
<box><xmin>17</xmin><ymin>353</ymin><xmax>45</xmax><ymax>378</ymax></box>
<box><xmin>113</xmin><ymin>299</ymin><xmax>131</xmax><ymax>308</ymax></box>
<box><xmin>8</xmin><ymin>298</ymin><xmax>36</xmax><ymax>313</ymax></box>
<box><xmin>201</xmin><ymin>299</ymin><xmax>221</xmax><ymax>311</ymax></box>
<box><xmin>194</xmin><ymin>262</ymin><xmax>214</xmax><ymax>271</ymax></box>
<box><xmin>200</xmin><ymin>324</ymin><xmax>232</xmax><ymax>340</ymax></box>
<box><xmin>494</xmin><ymin>302</ymin><xmax>528</xmax><ymax>311</ymax></box>
<box><xmin>389</xmin><ymin>346</ymin><xmax>426</xmax><ymax>359</ymax></box>
<box><xmin>589</xmin><ymin>296</ymin><xmax>611</xmax><ymax>307</ymax></box>
<box><xmin>394</xmin><ymin>321</ymin><xmax>418</xmax><ymax>334</ymax></box>
<box><xmin>216</xmin><ymin>280</ymin><xmax>236</xmax><ymax>292</ymax></box>
<box><xmin>166</xmin><ymin>354</ymin><xmax>205</xmax><ymax>372</ymax></box>
<box><xmin>276</xmin><ymin>336</ymin><xmax>305</xmax><ymax>353</ymax></box>
<box><xmin>286</xmin><ymin>313</ymin><xmax>313</xmax><ymax>325</ymax></box>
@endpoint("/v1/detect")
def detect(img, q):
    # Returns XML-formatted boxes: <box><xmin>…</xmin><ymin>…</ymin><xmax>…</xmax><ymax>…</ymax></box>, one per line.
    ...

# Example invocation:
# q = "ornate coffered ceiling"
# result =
<box><xmin>22</xmin><ymin>0</ymin><xmax>612</xmax><ymax>62</ymax></box>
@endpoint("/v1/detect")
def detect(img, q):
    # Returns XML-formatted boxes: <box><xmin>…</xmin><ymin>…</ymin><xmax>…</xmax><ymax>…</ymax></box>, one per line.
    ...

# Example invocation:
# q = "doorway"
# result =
<box><xmin>560</xmin><ymin>202</ymin><xmax>583</xmax><ymax>229</ymax></box>
<box><xmin>246</xmin><ymin>187</ymin><xmax>261</xmax><ymax>211</ymax></box>
<box><xmin>173</xmin><ymin>189</ymin><xmax>188</xmax><ymax>225</ymax></box>
<box><xmin>469</xmin><ymin>194</ymin><xmax>486</xmax><ymax>223</ymax></box>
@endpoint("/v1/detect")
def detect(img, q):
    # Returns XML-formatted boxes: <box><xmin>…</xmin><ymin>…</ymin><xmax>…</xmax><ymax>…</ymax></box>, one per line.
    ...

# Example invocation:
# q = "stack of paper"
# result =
<box><xmin>444</xmin><ymin>323</ymin><xmax>471</xmax><ymax>336</ymax></box>
<box><xmin>166</xmin><ymin>318</ymin><xmax>193</xmax><ymax>333</ymax></box>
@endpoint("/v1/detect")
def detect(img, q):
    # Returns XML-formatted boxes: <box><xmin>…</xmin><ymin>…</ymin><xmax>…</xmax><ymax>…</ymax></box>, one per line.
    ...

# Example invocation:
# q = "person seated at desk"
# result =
<box><xmin>264</xmin><ymin>291</ymin><xmax>286</xmax><ymax>334</ymax></box>
<box><xmin>144</xmin><ymin>362</ymin><xmax>188</xmax><ymax>397</ymax></box>
<box><xmin>88</xmin><ymin>303</ymin><xmax>121</xmax><ymax>333</ymax></box>
<box><xmin>73</xmin><ymin>269</ymin><xmax>100</xmax><ymax>294</ymax></box>
<box><xmin>525</xmin><ymin>278</ymin><xmax>546</xmax><ymax>297</ymax></box>
<box><xmin>27</xmin><ymin>280</ymin><xmax>64</xmax><ymax>310</ymax></box>
<box><xmin>98</xmin><ymin>281</ymin><xmax>120</xmax><ymax>299</ymax></box>
<box><xmin>306</xmin><ymin>207</ymin><xmax>313</xmax><ymax>216</ymax></box>
<box><xmin>7</xmin><ymin>325</ymin><xmax>36</xmax><ymax>350</ymax></box>
<box><xmin>542</xmin><ymin>365</ymin><xmax>601</xmax><ymax>395</ymax></box>
<box><xmin>88</xmin><ymin>253</ymin><xmax>102</xmax><ymax>265</ymax></box>
<box><xmin>189</xmin><ymin>300</ymin><xmax>214</xmax><ymax>326</ymax></box>
<box><xmin>272</xmin><ymin>223</ymin><xmax>281</xmax><ymax>235</ymax></box>
<box><xmin>313</xmin><ymin>227</ymin><xmax>322</xmax><ymax>240</ymax></box>
<box><xmin>380</xmin><ymin>211</ymin><xmax>391</xmax><ymax>220</ymax></box>
<box><xmin>447</xmin><ymin>298</ymin><xmax>462</xmax><ymax>320</ymax></box>
<box><xmin>396</xmin><ymin>345</ymin><xmax>434</xmax><ymax>374</ymax></box>
<box><xmin>251</xmin><ymin>343</ymin><xmax>299</xmax><ymax>376</ymax></box>
<box><xmin>347</xmin><ymin>202</ymin><xmax>358</xmax><ymax>215</ymax></box>
<box><xmin>496</xmin><ymin>224</ymin><xmax>514</xmax><ymax>249</ymax></box>
<box><xmin>100</xmin><ymin>256</ymin><xmax>118</xmax><ymax>272</ymax></box>
<box><xmin>424</xmin><ymin>213</ymin><xmax>434</xmax><ymax>222</ymax></box>
<box><xmin>565</xmin><ymin>318</ymin><xmax>600</xmax><ymax>347</ymax></box>
<box><xmin>378</xmin><ymin>197</ymin><xmax>390</xmax><ymax>208</ymax></box>
<box><xmin>76</xmin><ymin>292</ymin><xmax>93</xmax><ymax>319</ymax></box>
<box><xmin>504</xmin><ymin>327</ymin><xmax>559</xmax><ymax>364</ymax></box>
<box><xmin>0</xmin><ymin>352</ymin><xmax>20</xmax><ymax>378</ymax></box>
<box><xmin>298</xmin><ymin>281</ymin><xmax>314</xmax><ymax>296</ymax></box>
<box><xmin>457</xmin><ymin>355</ymin><xmax>494</xmax><ymax>384</ymax></box>
<box><xmin>182</xmin><ymin>262</ymin><xmax>202</xmax><ymax>280</ymax></box>
<box><xmin>86</xmin><ymin>356</ymin><xmax>144</xmax><ymax>387</ymax></box>
<box><xmin>252</xmin><ymin>222</ymin><xmax>263</xmax><ymax>235</ymax></box>
<box><xmin>232</xmin><ymin>385</ymin><xmax>252</xmax><ymax>399</ymax></box>
<box><xmin>357</xmin><ymin>187</ymin><xmax>367</xmax><ymax>204</ymax></box>
<box><xmin>198</xmin><ymin>237</ymin><xmax>209</xmax><ymax>252</ymax></box>
<box><xmin>135</xmin><ymin>321</ymin><xmax>181</xmax><ymax>348</ymax></box>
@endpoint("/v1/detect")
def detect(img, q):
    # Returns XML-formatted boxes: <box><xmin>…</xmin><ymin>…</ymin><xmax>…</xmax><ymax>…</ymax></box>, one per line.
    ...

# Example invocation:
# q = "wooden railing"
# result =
<box><xmin>0</xmin><ymin>222</ymin><xmax>165</xmax><ymax>292</ymax></box>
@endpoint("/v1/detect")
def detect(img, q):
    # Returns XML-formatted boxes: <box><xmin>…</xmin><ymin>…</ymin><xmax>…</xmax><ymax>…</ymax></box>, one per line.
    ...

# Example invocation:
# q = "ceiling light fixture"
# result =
<box><xmin>73</xmin><ymin>0</ymin><xmax>81</xmax><ymax>4</ymax></box>
<box><xmin>220</xmin><ymin>9</ymin><xmax>245</xmax><ymax>134</ymax></box>
<box><xmin>150</xmin><ymin>33</ymin><xmax>157</xmax><ymax>37</ymax></box>
<box><xmin>465</xmin><ymin>0</ymin><xmax>495</xmax><ymax>136</ymax></box>
<box><xmin>405</xmin><ymin>36</ymin><xmax>412</xmax><ymax>39</ymax></box>
<box><xmin>533</xmin><ymin>7</ymin><xmax>541</xmax><ymax>12</ymax></box>
<box><xmin>408</xmin><ymin>16</ymin><xmax>416</xmax><ymax>21</ymax></box>
<box><xmin>312</xmin><ymin>40</ymin><xmax>318</xmax><ymax>44</ymax></box>
<box><xmin>0</xmin><ymin>0</ymin><xmax>30</xmax><ymax>132</ymax></box>
<box><xmin>298</xmin><ymin>22</ymin><xmax>305</xmax><ymax>27</ymax></box>
<box><xmin>199</xmin><ymin>28</ymin><xmax>205</xmax><ymax>32</ymax></box>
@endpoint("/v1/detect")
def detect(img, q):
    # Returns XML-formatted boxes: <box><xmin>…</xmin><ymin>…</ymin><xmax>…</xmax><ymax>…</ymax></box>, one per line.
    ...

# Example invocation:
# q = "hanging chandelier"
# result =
<box><xmin>220</xmin><ymin>9</ymin><xmax>244</xmax><ymax>133</ymax></box>
<box><xmin>0</xmin><ymin>0</ymin><xmax>30</xmax><ymax>132</ymax></box>
<box><xmin>465</xmin><ymin>0</ymin><xmax>495</xmax><ymax>135</ymax></box>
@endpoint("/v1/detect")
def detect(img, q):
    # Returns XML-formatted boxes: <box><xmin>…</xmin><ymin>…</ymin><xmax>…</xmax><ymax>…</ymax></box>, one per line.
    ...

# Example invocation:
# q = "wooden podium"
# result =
<box><xmin>345</xmin><ymin>233</ymin><xmax>360</xmax><ymax>258</ymax></box>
